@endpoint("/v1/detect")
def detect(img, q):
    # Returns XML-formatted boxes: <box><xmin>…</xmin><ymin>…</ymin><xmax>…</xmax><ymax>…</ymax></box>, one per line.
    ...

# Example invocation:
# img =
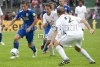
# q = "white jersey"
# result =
<box><xmin>56</xmin><ymin>14</ymin><xmax>83</xmax><ymax>36</ymax></box>
<box><xmin>75</xmin><ymin>5</ymin><xmax>87</xmax><ymax>19</ymax></box>
<box><xmin>75</xmin><ymin>5</ymin><xmax>87</xmax><ymax>30</ymax></box>
<box><xmin>43</xmin><ymin>11</ymin><xmax>58</xmax><ymax>40</ymax></box>
<box><xmin>0</xmin><ymin>7</ymin><xmax>3</xmax><ymax>22</ymax></box>
<box><xmin>43</xmin><ymin>11</ymin><xmax>58</xmax><ymax>29</ymax></box>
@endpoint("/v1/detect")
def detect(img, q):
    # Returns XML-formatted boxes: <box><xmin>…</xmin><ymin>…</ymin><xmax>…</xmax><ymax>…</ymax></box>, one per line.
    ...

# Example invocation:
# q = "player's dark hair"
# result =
<box><xmin>21</xmin><ymin>1</ymin><xmax>28</xmax><ymax>5</ymax></box>
<box><xmin>49</xmin><ymin>2</ymin><xmax>56</xmax><ymax>9</ymax></box>
<box><xmin>57</xmin><ymin>7</ymin><xmax>65</xmax><ymax>15</ymax></box>
<box><xmin>45</xmin><ymin>3</ymin><xmax>52</xmax><ymax>9</ymax></box>
<box><xmin>78</xmin><ymin>0</ymin><xmax>84</xmax><ymax>4</ymax></box>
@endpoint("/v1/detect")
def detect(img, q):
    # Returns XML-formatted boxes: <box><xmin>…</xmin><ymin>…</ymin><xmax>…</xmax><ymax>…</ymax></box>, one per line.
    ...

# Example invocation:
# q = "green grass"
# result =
<box><xmin>0</xmin><ymin>29</ymin><xmax>100</xmax><ymax>67</ymax></box>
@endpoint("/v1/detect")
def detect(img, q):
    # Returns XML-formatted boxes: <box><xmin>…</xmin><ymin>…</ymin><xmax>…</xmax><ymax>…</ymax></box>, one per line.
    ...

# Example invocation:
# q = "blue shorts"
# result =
<box><xmin>17</xmin><ymin>29</ymin><xmax>35</xmax><ymax>44</ymax></box>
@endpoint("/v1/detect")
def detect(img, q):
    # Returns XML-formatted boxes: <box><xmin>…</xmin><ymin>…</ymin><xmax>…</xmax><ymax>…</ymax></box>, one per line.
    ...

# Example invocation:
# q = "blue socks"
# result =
<box><xmin>14</xmin><ymin>42</ymin><xmax>19</xmax><ymax>49</ymax></box>
<box><xmin>0</xmin><ymin>33</ymin><xmax>2</xmax><ymax>42</ymax></box>
<box><xmin>30</xmin><ymin>44</ymin><xmax>36</xmax><ymax>53</ymax></box>
<box><xmin>42</xmin><ymin>39</ymin><xmax>46</xmax><ymax>46</ymax></box>
<box><xmin>43</xmin><ymin>44</ymin><xmax>48</xmax><ymax>52</ymax></box>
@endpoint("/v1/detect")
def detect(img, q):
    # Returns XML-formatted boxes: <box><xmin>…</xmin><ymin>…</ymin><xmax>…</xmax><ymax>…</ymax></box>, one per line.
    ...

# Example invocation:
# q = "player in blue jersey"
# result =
<box><xmin>4</xmin><ymin>1</ymin><xmax>38</xmax><ymax>59</ymax></box>
<box><xmin>57</xmin><ymin>0</ymin><xmax>71</xmax><ymax>14</ymax></box>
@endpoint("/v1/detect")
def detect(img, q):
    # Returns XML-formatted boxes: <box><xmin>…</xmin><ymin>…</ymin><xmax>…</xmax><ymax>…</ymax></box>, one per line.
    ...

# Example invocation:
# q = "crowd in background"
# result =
<box><xmin>1</xmin><ymin>0</ymin><xmax>100</xmax><ymax>21</ymax></box>
<box><xmin>90</xmin><ymin>0</ymin><xmax>100</xmax><ymax>19</ymax></box>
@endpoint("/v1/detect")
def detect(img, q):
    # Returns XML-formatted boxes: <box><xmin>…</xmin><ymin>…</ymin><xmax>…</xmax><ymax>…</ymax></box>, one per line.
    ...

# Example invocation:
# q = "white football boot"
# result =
<box><xmin>0</xmin><ymin>42</ymin><xmax>5</xmax><ymax>45</ymax></box>
<box><xmin>10</xmin><ymin>55</ymin><xmax>19</xmax><ymax>59</ymax></box>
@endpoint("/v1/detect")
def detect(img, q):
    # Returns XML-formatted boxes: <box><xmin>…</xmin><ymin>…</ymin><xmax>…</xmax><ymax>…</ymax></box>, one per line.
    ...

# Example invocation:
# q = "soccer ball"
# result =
<box><xmin>10</xmin><ymin>48</ymin><xmax>19</xmax><ymax>56</ymax></box>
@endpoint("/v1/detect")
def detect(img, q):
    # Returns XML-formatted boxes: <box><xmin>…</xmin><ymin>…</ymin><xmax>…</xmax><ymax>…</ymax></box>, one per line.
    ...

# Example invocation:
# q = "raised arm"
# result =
<box><xmin>81</xmin><ymin>19</ymin><xmax>94</xmax><ymax>34</ymax></box>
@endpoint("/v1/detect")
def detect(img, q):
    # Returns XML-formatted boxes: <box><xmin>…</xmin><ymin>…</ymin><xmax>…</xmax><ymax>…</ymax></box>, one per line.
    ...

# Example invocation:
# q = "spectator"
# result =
<box><xmin>87</xmin><ymin>9</ymin><xmax>92</xmax><ymax>19</ymax></box>
<box><xmin>11</xmin><ymin>11</ymin><xmax>16</xmax><ymax>19</ymax></box>
<box><xmin>4</xmin><ymin>12</ymin><xmax>11</xmax><ymax>20</ymax></box>
<box><xmin>96</xmin><ymin>9</ymin><xmax>100</xmax><ymax>19</ymax></box>
<box><xmin>32</xmin><ymin>0</ymin><xmax>38</xmax><ymax>11</ymax></box>
<box><xmin>32</xmin><ymin>0</ymin><xmax>38</xmax><ymax>8</ymax></box>
<box><xmin>95</xmin><ymin>0</ymin><xmax>100</xmax><ymax>6</ymax></box>
<box><xmin>35</xmin><ymin>4</ymin><xmax>41</xmax><ymax>19</ymax></box>
<box><xmin>91</xmin><ymin>10</ymin><xmax>96</xmax><ymax>19</ymax></box>
<box><xmin>94</xmin><ymin>4</ymin><xmax>98</xmax><ymax>14</ymax></box>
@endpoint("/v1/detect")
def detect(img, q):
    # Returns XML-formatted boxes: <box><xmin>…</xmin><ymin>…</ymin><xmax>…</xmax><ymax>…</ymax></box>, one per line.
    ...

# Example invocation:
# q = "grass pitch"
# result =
<box><xmin>0</xmin><ymin>29</ymin><xmax>100</xmax><ymax>67</ymax></box>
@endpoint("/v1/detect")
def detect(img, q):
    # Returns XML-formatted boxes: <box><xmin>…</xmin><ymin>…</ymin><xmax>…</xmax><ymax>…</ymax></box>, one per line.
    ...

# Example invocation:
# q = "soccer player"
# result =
<box><xmin>75</xmin><ymin>0</ymin><xmax>87</xmax><ymax>31</ymax></box>
<box><xmin>42</xmin><ymin>4</ymin><xmax>58</xmax><ymax>55</ymax></box>
<box><xmin>0</xmin><ymin>7</ymin><xmax>5</xmax><ymax>45</ymax></box>
<box><xmin>48</xmin><ymin>7</ymin><xmax>95</xmax><ymax>66</ymax></box>
<box><xmin>57</xmin><ymin>0</ymin><xmax>72</xmax><ymax>47</ymax></box>
<box><xmin>40</xmin><ymin>6</ymin><xmax>51</xmax><ymax>51</ymax></box>
<box><xmin>42</xmin><ymin>2</ymin><xmax>57</xmax><ymax>54</ymax></box>
<box><xmin>57</xmin><ymin>0</ymin><xmax>71</xmax><ymax>14</ymax></box>
<box><xmin>4</xmin><ymin>1</ymin><xmax>38</xmax><ymax>59</ymax></box>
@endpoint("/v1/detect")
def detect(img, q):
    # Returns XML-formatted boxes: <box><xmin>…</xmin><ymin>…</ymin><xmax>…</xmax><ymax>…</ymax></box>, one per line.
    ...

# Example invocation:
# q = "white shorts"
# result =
<box><xmin>44</xmin><ymin>34</ymin><xmax>48</xmax><ymax>39</ymax></box>
<box><xmin>56</xmin><ymin>34</ymin><xmax>83</xmax><ymax>48</ymax></box>
<box><xmin>79</xmin><ymin>23</ymin><xmax>85</xmax><ymax>30</ymax></box>
<box><xmin>47</xmin><ymin>29</ymin><xmax>54</xmax><ymax>40</ymax></box>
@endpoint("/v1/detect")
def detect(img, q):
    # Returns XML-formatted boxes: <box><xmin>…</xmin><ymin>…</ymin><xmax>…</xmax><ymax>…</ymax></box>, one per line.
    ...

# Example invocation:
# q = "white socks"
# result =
<box><xmin>80</xmin><ymin>49</ymin><xmax>95</xmax><ymax>62</ymax></box>
<box><xmin>56</xmin><ymin>45</ymin><xmax>69</xmax><ymax>60</ymax></box>
<box><xmin>49</xmin><ymin>47</ymin><xmax>55</xmax><ymax>55</ymax></box>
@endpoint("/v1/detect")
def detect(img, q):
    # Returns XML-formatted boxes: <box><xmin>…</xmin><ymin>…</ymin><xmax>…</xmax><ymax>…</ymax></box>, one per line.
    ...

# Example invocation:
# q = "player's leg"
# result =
<box><xmin>13</xmin><ymin>34</ymin><xmax>21</xmax><ymax>49</ymax></box>
<box><xmin>43</xmin><ymin>30</ymin><xmax>55</xmax><ymax>56</ymax></box>
<box><xmin>10</xmin><ymin>29</ymin><xmax>25</xmax><ymax>59</ymax></box>
<box><xmin>41</xmin><ymin>34</ymin><xmax>48</xmax><ymax>50</ymax></box>
<box><xmin>26</xmin><ymin>31</ymin><xmax>37</xmax><ymax>58</ymax></box>
<box><xmin>0</xmin><ymin>25</ymin><xmax>5</xmax><ymax>45</ymax></box>
<box><xmin>43</xmin><ymin>40</ymin><xmax>55</xmax><ymax>56</ymax></box>
<box><xmin>41</xmin><ymin>39</ymin><xmax>47</xmax><ymax>50</ymax></box>
<box><xmin>74</xmin><ymin>34</ymin><xmax>95</xmax><ymax>64</ymax></box>
<box><xmin>42</xmin><ymin>40</ymin><xmax>50</xmax><ymax>54</ymax></box>
<box><xmin>54</xmin><ymin>35</ymin><xmax>72</xmax><ymax>66</ymax></box>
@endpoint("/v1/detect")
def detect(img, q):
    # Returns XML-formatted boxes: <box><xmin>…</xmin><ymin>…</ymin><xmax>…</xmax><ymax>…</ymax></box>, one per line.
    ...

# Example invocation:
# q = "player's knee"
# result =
<box><xmin>46</xmin><ymin>40</ymin><xmax>50</xmax><ymax>45</ymax></box>
<box><xmin>54</xmin><ymin>41</ymin><xmax>59</xmax><ymax>48</ymax></box>
<box><xmin>28</xmin><ymin>43</ymin><xmax>32</xmax><ymax>48</ymax></box>
<box><xmin>75</xmin><ymin>46</ymin><xmax>81</xmax><ymax>52</ymax></box>
<box><xmin>14</xmin><ymin>37</ymin><xmax>19</xmax><ymax>42</ymax></box>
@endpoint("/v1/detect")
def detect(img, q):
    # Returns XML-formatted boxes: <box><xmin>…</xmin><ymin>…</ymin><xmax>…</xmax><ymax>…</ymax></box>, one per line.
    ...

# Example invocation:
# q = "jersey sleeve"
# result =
<box><xmin>53</xmin><ymin>11</ymin><xmax>58</xmax><ymax>22</ymax></box>
<box><xmin>43</xmin><ymin>14</ymin><xmax>47</xmax><ymax>24</ymax></box>
<box><xmin>75</xmin><ymin>7</ymin><xmax>78</xmax><ymax>14</ymax></box>
<box><xmin>0</xmin><ymin>8</ymin><xmax>3</xmax><ymax>16</ymax></box>
<box><xmin>55</xmin><ymin>19</ymin><xmax>62</xmax><ymax>31</ymax></box>
<box><xmin>84</xmin><ymin>6</ymin><xmax>87</xmax><ymax>13</ymax></box>
<box><xmin>41</xmin><ymin>10</ymin><xmax>46</xmax><ymax>17</ymax></box>
<box><xmin>75</xmin><ymin>16</ymin><xmax>82</xmax><ymax>23</ymax></box>
<box><xmin>15</xmin><ymin>12</ymin><xmax>21</xmax><ymax>19</ymax></box>
<box><xmin>64</xmin><ymin>5</ymin><xmax>71</xmax><ymax>13</ymax></box>
<box><xmin>67</xmin><ymin>6</ymin><xmax>71</xmax><ymax>13</ymax></box>
<box><xmin>30</xmin><ymin>10</ymin><xmax>36</xmax><ymax>18</ymax></box>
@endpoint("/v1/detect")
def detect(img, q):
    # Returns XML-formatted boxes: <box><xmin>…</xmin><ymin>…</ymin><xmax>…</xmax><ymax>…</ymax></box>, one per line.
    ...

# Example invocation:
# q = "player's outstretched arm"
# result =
<box><xmin>81</xmin><ymin>19</ymin><xmax>94</xmax><ymax>34</ymax></box>
<box><xmin>4</xmin><ymin>18</ymin><xmax>16</xmax><ymax>30</ymax></box>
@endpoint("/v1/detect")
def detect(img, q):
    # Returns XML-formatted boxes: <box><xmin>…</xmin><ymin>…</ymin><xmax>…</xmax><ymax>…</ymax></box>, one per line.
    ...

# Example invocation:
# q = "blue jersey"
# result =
<box><xmin>42</xmin><ymin>10</ymin><xmax>51</xmax><ymax>34</ymax></box>
<box><xmin>57</xmin><ymin>4</ymin><xmax>71</xmax><ymax>13</ymax></box>
<box><xmin>15</xmin><ymin>9</ymin><xmax>36</xmax><ymax>43</ymax></box>
<box><xmin>15</xmin><ymin>9</ymin><xmax>36</xmax><ymax>31</ymax></box>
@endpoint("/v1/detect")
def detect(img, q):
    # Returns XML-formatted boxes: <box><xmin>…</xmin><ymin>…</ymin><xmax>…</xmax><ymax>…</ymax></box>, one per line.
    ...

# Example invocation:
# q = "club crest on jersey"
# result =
<box><xmin>26</xmin><ymin>13</ymin><xmax>28</xmax><ymax>16</ymax></box>
<box><xmin>65</xmin><ymin>7</ymin><xmax>67</xmax><ymax>10</ymax></box>
<box><xmin>33</xmin><ymin>13</ymin><xmax>36</xmax><ymax>16</ymax></box>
